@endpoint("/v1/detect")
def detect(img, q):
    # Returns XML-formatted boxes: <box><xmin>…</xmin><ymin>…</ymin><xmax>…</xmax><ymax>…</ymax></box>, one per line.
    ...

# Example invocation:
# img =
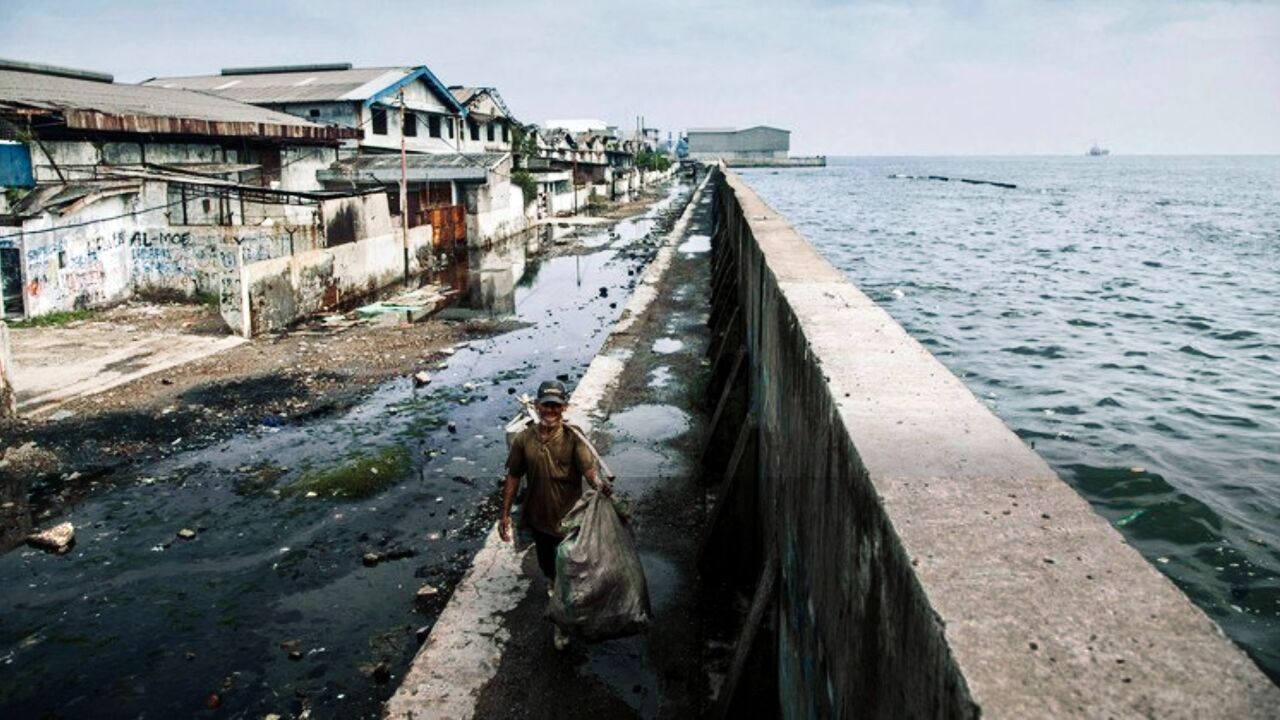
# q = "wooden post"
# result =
<box><xmin>0</xmin><ymin>321</ymin><xmax>16</xmax><ymax>419</ymax></box>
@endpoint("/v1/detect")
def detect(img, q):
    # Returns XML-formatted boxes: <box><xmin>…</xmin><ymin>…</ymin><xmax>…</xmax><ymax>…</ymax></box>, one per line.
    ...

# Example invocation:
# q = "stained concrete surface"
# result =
<box><xmin>9</xmin><ymin>323</ymin><xmax>244</xmax><ymax>415</ymax></box>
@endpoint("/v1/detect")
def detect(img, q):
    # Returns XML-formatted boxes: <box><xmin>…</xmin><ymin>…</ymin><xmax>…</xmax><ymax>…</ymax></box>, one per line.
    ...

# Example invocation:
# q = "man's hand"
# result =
<box><xmin>498</xmin><ymin>513</ymin><xmax>512</xmax><ymax>542</ymax></box>
<box><xmin>596</xmin><ymin>481</ymin><xmax>614</xmax><ymax>497</ymax></box>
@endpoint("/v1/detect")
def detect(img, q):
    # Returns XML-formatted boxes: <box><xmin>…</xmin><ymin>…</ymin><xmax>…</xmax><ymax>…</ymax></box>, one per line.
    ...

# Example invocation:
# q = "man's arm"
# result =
<box><xmin>498</xmin><ymin>473</ymin><xmax>519</xmax><ymax>542</ymax></box>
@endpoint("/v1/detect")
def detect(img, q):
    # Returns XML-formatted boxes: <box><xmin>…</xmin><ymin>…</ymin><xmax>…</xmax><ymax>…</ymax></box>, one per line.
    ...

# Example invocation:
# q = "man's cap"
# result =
<box><xmin>536</xmin><ymin>380</ymin><xmax>569</xmax><ymax>406</ymax></box>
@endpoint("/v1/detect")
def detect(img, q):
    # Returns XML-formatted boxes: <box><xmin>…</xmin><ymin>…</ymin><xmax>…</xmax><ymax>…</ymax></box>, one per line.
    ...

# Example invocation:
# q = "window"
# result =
<box><xmin>447</xmin><ymin>119</ymin><xmax>454</xmax><ymax>138</ymax></box>
<box><xmin>487</xmin><ymin>123</ymin><xmax>495</xmax><ymax>142</ymax></box>
<box><xmin>308</xmin><ymin>108</ymin><xmax>320</xmax><ymax>118</ymax></box>
<box><xmin>403</xmin><ymin>112</ymin><xmax>417</xmax><ymax>137</ymax></box>
<box><xmin>501</xmin><ymin>123</ymin><xmax>509</xmax><ymax>142</ymax></box>
<box><xmin>429</xmin><ymin>115</ymin><xmax>441</xmax><ymax>138</ymax></box>
<box><xmin>469</xmin><ymin>120</ymin><xmax>479</xmax><ymax>141</ymax></box>
<box><xmin>372</xmin><ymin>107</ymin><xmax>387</xmax><ymax>135</ymax></box>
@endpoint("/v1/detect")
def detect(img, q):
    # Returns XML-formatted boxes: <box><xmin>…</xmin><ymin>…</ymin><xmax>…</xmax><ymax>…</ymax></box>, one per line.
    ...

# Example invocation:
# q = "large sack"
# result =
<box><xmin>546</xmin><ymin>490</ymin><xmax>651</xmax><ymax>641</ymax></box>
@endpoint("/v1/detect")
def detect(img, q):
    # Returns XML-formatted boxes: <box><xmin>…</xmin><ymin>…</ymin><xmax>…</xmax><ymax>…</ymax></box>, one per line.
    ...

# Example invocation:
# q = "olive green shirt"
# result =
<box><xmin>506</xmin><ymin>423</ymin><xmax>595</xmax><ymax>537</ymax></box>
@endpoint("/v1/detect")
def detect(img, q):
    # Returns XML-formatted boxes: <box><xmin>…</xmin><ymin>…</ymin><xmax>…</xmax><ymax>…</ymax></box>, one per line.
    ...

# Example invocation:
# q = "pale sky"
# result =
<box><xmin>1</xmin><ymin>0</ymin><xmax>1277</xmax><ymax>155</ymax></box>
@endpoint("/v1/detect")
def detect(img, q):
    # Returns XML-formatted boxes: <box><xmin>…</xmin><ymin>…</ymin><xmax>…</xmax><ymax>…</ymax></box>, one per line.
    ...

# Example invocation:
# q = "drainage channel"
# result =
<box><xmin>0</xmin><ymin>180</ymin><xmax>691</xmax><ymax>720</ymax></box>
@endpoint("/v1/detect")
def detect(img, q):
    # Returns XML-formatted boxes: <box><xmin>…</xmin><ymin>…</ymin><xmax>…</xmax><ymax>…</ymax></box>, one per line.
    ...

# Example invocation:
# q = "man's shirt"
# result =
<box><xmin>506</xmin><ymin>423</ymin><xmax>595</xmax><ymax>536</ymax></box>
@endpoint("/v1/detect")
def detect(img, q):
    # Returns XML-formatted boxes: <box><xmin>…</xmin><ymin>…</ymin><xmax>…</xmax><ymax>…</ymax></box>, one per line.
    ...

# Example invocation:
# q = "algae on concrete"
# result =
<box><xmin>285</xmin><ymin>446</ymin><xmax>411</xmax><ymax>499</ymax></box>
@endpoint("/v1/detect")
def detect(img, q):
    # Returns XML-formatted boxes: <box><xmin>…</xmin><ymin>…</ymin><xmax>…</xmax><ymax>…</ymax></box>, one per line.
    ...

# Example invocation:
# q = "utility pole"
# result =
<box><xmin>399</xmin><ymin>92</ymin><xmax>410</xmax><ymax>284</ymax></box>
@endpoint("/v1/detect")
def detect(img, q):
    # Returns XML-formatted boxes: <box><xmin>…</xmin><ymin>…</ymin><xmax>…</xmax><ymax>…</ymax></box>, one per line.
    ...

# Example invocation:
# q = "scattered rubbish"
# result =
<box><xmin>415</xmin><ymin>584</ymin><xmax>440</xmax><ymax>602</ymax></box>
<box><xmin>415</xmin><ymin>626</ymin><xmax>431</xmax><ymax>645</ymax></box>
<box><xmin>598</xmin><ymin>287</ymin><xmax>609</xmax><ymax>297</ymax></box>
<box><xmin>413</xmin><ymin>371</ymin><xmax>432</xmax><ymax>387</ymax></box>
<box><xmin>362</xmin><ymin>552</ymin><xmax>383</xmax><ymax>567</ymax></box>
<box><xmin>1129</xmin><ymin>466</ymin><xmax>1146</xmax><ymax>474</ymax></box>
<box><xmin>177</xmin><ymin>528</ymin><xmax>197</xmax><ymax>540</ymax></box>
<box><xmin>261</xmin><ymin>415</ymin><xmax>286</xmax><ymax>428</ymax></box>
<box><xmin>372</xmin><ymin>662</ymin><xmax>391</xmax><ymax>685</ymax></box>
<box><xmin>440</xmin><ymin>347</ymin><xmax>457</xmax><ymax>356</ymax></box>
<box><xmin>447</xmin><ymin>422</ymin><xmax>457</xmax><ymax>434</ymax></box>
<box><xmin>27</xmin><ymin>522</ymin><xmax>76</xmax><ymax>554</ymax></box>
<box><xmin>49</xmin><ymin>409</ymin><xmax>77</xmax><ymax>421</ymax></box>
<box><xmin>1115</xmin><ymin>509</ymin><xmax>1146</xmax><ymax>527</ymax></box>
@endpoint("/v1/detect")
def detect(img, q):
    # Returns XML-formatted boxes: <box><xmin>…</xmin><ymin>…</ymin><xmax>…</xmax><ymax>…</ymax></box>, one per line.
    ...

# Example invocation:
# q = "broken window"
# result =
<box><xmin>403</xmin><ymin>112</ymin><xmax>417</xmax><ymax>137</ymax></box>
<box><xmin>429</xmin><ymin>114</ymin><xmax>441</xmax><ymax>138</ymax></box>
<box><xmin>372</xmin><ymin>107</ymin><xmax>388</xmax><ymax>135</ymax></box>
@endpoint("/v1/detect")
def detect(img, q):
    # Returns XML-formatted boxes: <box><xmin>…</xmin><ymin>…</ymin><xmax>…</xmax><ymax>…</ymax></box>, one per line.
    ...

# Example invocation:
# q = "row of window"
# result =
<box><xmin>368</xmin><ymin>108</ymin><xmax>509</xmax><ymax>143</ymax></box>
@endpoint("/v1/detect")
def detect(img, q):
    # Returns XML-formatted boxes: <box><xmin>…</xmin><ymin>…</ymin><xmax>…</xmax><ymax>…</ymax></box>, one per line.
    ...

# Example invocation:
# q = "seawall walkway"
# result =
<box><xmin>385</xmin><ymin>173</ymin><xmax>716</xmax><ymax>719</ymax></box>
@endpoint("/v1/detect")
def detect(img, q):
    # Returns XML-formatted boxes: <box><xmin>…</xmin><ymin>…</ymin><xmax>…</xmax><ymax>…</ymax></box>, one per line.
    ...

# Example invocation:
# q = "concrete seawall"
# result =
<box><xmin>707</xmin><ymin>168</ymin><xmax>1279</xmax><ymax>717</ymax></box>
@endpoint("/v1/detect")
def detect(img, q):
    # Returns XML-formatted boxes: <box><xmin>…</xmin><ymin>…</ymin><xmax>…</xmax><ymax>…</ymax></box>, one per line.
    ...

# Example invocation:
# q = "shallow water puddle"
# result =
<box><xmin>606</xmin><ymin>404</ymin><xmax>690</xmax><ymax>442</ymax></box>
<box><xmin>651</xmin><ymin>338</ymin><xmax>684</xmax><ymax>354</ymax></box>
<box><xmin>677</xmin><ymin>234</ymin><xmax>711</xmax><ymax>254</ymax></box>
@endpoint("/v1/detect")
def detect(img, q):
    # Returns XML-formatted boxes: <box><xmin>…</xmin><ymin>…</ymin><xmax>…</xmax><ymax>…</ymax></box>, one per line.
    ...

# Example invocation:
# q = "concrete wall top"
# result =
<box><xmin>720</xmin><ymin>169</ymin><xmax>1280</xmax><ymax>717</ymax></box>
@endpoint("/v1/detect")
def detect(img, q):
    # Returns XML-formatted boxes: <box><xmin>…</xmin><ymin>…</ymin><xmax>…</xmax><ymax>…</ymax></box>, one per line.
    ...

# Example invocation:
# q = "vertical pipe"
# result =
<box><xmin>400</xmin><ymin>93</ymin><xmax>410</xmax><ymax>284</ymax></box>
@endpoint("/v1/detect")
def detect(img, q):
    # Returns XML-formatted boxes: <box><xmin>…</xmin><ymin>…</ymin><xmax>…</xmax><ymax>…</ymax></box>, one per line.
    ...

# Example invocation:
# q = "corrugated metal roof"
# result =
<box><xmin>144</xmin><ymin>67</ymin><xmax>408</xmax><ymax>103</ymax></box>
<box><xmin>0</xmin><ymin>68</ymin><xmax>357</xmax><ymax>141</ymax></box>
<box><xmin>317</xmin><ymin>152</ymin><xmax>507</xmax><ymax>184</ymax></box>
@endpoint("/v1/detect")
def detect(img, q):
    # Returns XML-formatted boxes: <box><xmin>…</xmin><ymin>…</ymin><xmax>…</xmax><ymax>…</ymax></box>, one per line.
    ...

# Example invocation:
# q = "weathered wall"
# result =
<box><xmin>462</xmin><ymin>158</ymin><xmax>528</xmax><ymax>244</ymax></box>
<box><xmin>130</xmin><ymin>224</ymin><xmax>322</xmax><ymax>297</ymax></box>
<box><xmin>229</xmin><ymin>225</ymin><xmax>433</xmax><ymax>336</ymax></box>
<box><xmin>11</xmin><ymin>192</ymin><xmax>150</xmax><ymax>316</ymax></box>
<box><xmin>712</xmin><ymin>168</ymin><xmax>1280</xmax><ymax>718</ymax></box>
<box><xmin>0</xmin><ymin>321</ymin><xmax>14</xmax><ymax>419</ymax></box>
<box><xmin>319</xmin><ymin>193</ymin><xmax>393</xmax><ymax>248</ymax></box>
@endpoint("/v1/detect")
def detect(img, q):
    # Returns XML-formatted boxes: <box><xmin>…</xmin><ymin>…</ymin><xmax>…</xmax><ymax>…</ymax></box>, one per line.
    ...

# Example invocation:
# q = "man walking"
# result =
<box><xmin>498</xmin><ymin>380</ymin><xmax>609</xmax><ymax>649</ymax></box>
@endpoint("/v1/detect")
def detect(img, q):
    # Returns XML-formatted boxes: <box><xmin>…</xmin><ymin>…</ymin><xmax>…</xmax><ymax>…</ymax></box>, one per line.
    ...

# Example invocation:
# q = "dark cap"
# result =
<box><xmin>536</xmin><ymin>380</ymin><xmax>569</xmax><ymax>406</ymax></box>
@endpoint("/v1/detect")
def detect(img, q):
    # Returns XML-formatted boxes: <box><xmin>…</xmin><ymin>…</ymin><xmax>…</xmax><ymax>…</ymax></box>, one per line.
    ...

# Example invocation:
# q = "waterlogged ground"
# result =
<box><xmin>0</xmin><ymin>181</ymin><xmax>690</xmax><ymax>719</ymax></box>
<box><xmin>741</xmin><ymin>156</ymin><xmax>1280</xmax><ymax>682</ymax></box>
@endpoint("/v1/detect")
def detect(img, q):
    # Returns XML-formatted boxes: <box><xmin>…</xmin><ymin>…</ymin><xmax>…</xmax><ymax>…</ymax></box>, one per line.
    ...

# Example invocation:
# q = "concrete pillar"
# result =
<box><xmin>0</xmin><ymin>321</ymin><xmax>15</xmax><ymax>419</ymax></box>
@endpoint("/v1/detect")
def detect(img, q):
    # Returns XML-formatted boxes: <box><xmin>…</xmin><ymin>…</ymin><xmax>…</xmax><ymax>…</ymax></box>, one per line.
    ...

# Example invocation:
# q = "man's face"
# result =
<box><xmin>539</xmin><ymin>402</ymin><xmax>566</xmax><ymax>427</ymax></box>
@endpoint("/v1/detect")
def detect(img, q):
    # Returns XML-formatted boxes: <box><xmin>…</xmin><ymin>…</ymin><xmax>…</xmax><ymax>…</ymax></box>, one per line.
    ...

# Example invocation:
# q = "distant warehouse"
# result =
<box><xmin>685</xmin><ymin>126</ymin><xmax>823</xmax><ymax>167</ymax></box>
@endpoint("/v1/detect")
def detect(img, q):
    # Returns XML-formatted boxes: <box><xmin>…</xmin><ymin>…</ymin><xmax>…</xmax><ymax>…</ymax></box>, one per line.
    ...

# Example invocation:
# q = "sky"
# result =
<box><xmin>1</xmin><ymin>0</ymin><xmax>1277</xmax><ymax>155</ymax></box>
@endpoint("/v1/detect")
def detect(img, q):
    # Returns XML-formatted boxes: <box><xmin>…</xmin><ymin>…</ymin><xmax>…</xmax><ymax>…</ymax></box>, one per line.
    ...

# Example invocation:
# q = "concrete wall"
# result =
<box><xmin>9</xmin><ymin>191</ymin><xmax>154</xmax><ymax>316</ymax></box>
<box><xmin>711</xmin><ymin>168</ymin><xmax>1280</xmax><ymax>718</ymax></box>
<box><xmin>0</xmin><ymin>321</ymin><xmax>14</xmax><ymax>419</ymax></box>
<box><xmin>462</xmin><ymin>157</ymin><xmax>528</xmax><ymax>244</ymax></box>
<box><xmin>227</xmin><ymin>224</ymin><xmax>433</xmax><ymax>336</ymax></box>
<box><xmin>130</xmin><ymin>224</ymin><xmax>322</xmax><ymax>298</ymax></box>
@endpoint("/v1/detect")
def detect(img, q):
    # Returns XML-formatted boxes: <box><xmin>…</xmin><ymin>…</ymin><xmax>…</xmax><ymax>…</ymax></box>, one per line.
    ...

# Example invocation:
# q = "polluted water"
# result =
<box><xmin>0</xmin><ymin>180</ymin><xmax>693</xmax><ymax>720</ymax></box>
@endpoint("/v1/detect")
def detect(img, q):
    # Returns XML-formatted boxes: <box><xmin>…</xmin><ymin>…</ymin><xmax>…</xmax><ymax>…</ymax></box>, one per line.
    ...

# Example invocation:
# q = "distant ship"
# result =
<box><xmin>1088</xmin><ymin>143</ymin><xmax>1110</xmax><ymax>156</ymax></box>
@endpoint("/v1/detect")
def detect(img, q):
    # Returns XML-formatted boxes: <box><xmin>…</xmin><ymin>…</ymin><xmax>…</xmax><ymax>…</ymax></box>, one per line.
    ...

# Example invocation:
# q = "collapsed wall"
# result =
<box><xmin>710</xmin><ymin>168</ymin><xmax>1280</xmax><ymax>718</ymax></box>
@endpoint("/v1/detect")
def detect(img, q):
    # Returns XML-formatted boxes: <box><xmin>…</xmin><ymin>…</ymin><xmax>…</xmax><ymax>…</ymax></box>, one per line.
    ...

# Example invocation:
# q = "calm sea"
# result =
<box><xmin>739</xmin><ymin>156</ymin><xmax>1279</xmax><ymax>682</ymax></box>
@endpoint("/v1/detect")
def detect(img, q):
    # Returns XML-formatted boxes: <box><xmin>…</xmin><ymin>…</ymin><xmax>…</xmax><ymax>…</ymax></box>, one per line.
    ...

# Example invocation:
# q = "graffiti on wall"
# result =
<box><xmin>129</xmin><ymin>225</ymin><xmax>319</xmax><ymax>297</ymax></box>
<box><xmin>23</xmin><ymin>229</ymin><xmax>129</xmax><ymax>313</ymax></box>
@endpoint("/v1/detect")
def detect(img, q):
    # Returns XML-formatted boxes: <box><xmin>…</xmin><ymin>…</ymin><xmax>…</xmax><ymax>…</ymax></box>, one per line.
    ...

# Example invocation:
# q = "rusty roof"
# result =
<box><xmin>318</xmin><ymin>152</ymin><xmax>508</xmax><ymax>184</ymax></box>
<box><xmin>0</xmin><ymin>68</ymin><xmax>358</xmax><ymax>142</ymax></box>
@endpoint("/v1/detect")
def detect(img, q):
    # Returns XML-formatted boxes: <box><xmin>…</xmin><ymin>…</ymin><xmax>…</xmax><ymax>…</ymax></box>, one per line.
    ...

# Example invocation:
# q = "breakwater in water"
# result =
<box><xmin>704</xmin><ymin>165</ymin><xmax>1279</xmax><ymax>717</ymax></box>
<box><xmin>738</xmin><ymin>156</ymin><xmax>1280</xmax><ymax>682</ymax></box>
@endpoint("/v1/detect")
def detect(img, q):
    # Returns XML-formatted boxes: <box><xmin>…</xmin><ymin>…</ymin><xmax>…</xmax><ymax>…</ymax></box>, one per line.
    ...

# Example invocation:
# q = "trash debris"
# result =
<box><xmin>413</xmin><ymin>371</ymin><xmax>432</xmax><ymax>387</ymax></box>
<box><xmin>1115</xmin><ymin>509</ymin><xmax>1146</xmax><ymax>527</ymax></box>
<box><xmin>177</xmin><ymin>528</ymin><xmax>197</xmax><ymax>540</ymax></box>
<box><xmin>362</xmin><ymin>552</ymin><xmax>383</xmax><ymax>567</ymax></box>
<box><xmin>372</xmin><ymin>662</ymin><xmax>391</xmax><ymax>685</ymax></box>
<box><xmin>27</xmin><ymin>522</ymin><xmax>76</xmax><ymax>554</ymax></box>
<box><xmin>546</xmin><ymin>490</ymin><xmax>651</xmax><ymax>642</ymax></box>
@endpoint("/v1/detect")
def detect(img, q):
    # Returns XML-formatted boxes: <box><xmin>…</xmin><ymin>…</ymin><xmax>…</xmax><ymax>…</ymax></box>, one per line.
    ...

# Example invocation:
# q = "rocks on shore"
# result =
<box><xmin>27</xmin><ymin>522</ymin><xmax>75</xmax><ymax>554</ymax></box>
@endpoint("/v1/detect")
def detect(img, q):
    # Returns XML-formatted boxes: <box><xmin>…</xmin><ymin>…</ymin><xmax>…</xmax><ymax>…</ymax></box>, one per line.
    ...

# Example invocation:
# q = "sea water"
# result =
<box><xmin>740</xmin><ymin>156</ymin><xmax>1279</xmax><ymax>682</ymax></box>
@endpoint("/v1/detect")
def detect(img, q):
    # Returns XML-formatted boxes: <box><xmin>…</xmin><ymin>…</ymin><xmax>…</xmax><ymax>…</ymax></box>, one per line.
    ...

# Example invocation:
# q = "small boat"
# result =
<box><xmin>1088</xmin><ymin>144</ymin><xmax>1110</xmax><ymax>156</ymax></box>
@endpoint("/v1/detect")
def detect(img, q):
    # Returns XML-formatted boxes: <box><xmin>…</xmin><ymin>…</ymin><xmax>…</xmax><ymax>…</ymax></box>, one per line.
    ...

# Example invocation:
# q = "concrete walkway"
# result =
<box><xmin>8</xmin><ymin>324</ymin><xmax>244</xmax><ymax>416</ymax></box>
<box><xmin>386</xmin><ymin>176</ymin><xmax>716</xmax><ymax>719</ymax></box>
